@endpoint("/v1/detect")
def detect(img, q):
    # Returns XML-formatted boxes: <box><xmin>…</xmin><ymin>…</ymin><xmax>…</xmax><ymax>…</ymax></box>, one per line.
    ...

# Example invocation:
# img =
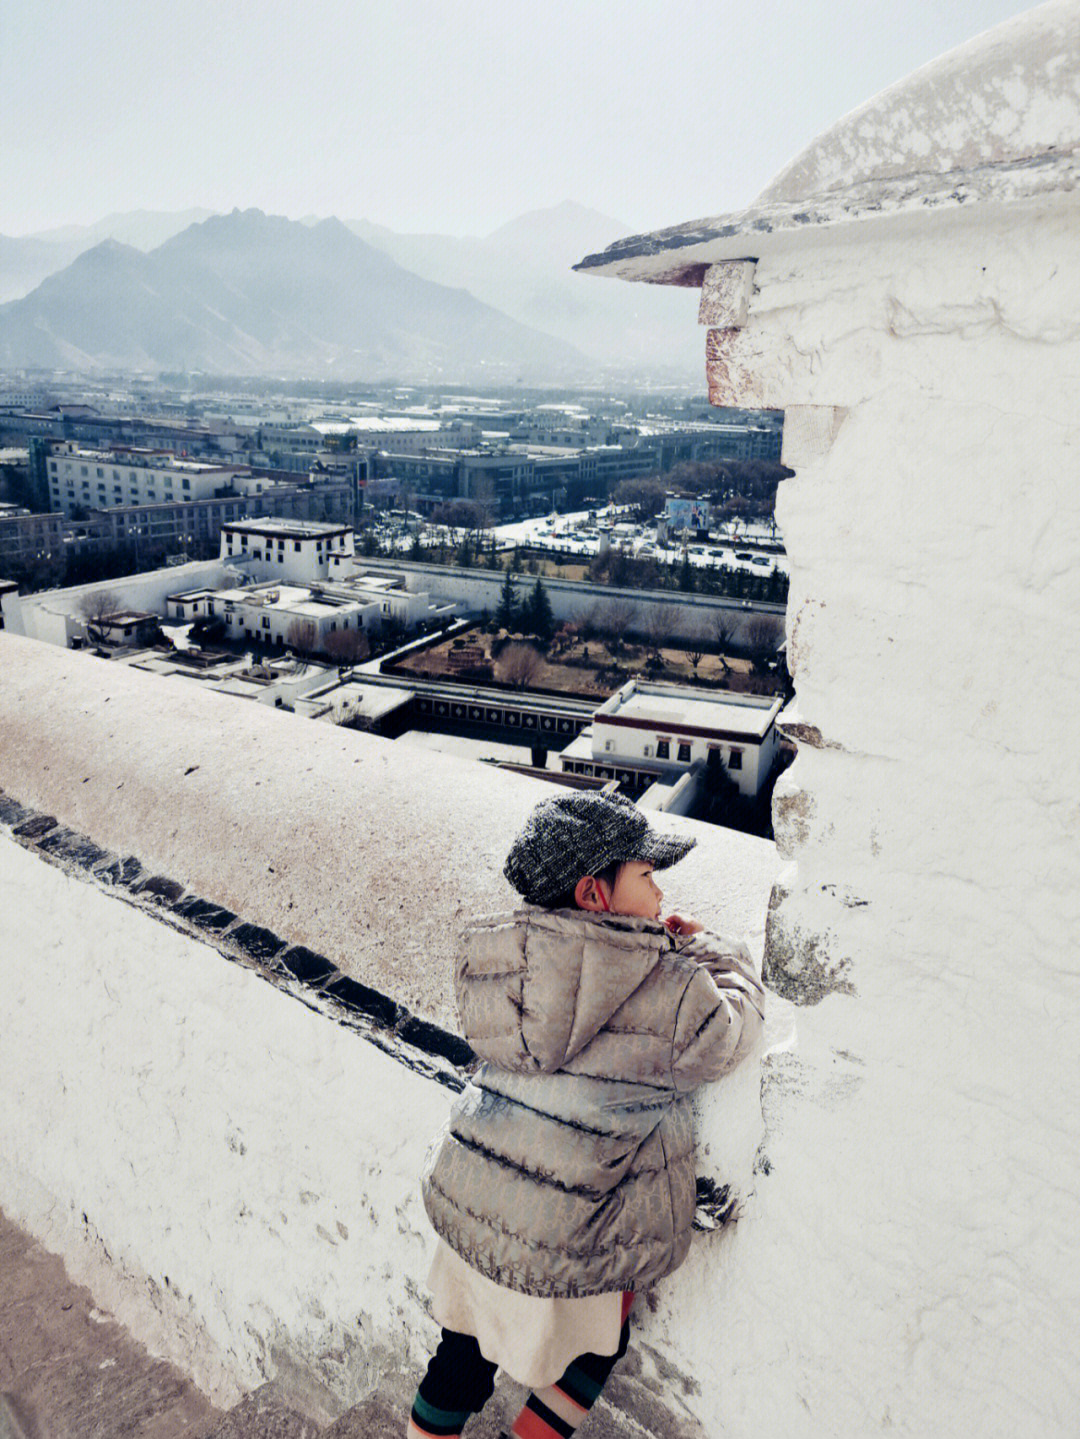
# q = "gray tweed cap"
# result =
<box><xmin>504</xmin><ymin>790</ymin><xmax>696</xmax><ymax>907</ymax></box>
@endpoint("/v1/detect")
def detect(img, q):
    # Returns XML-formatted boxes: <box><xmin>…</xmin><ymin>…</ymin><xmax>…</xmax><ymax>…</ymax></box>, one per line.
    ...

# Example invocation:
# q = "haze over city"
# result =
<box><xmin>5</xmin><ymin>0</ymin><xmax>1026</xmax><ymax>239</ymax></box>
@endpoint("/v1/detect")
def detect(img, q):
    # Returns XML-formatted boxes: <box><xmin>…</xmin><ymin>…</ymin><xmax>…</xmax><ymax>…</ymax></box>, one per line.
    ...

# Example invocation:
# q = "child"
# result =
<box><xmin>411</xmin><ymin>790</ymin><xmax>765</xmax><ymax>1438</ymax></box>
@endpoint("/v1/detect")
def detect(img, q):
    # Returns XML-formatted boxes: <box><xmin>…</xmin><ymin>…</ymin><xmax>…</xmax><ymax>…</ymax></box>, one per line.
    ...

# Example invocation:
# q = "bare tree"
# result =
<box><xmin>497</xmin><ymin>642</ymin><xmax>543</xmax><ymax>689</ymax></box>
<box><xmin>574</xmin><ymin>603</ymin><xmax>601</xmax><ymax>642</ymax></box>
<box><xmin>681</xmin><ymin>625</ymin><xmax>707</xmax><ymax>673</ymax></box>
<box><xmin>713</xmin><ymin>613</ymin><xmax>736</xmax><ymax>672</ymax></box>
<box><xmin>323</xmin><ymin>629</ymin><xmax>370</xmax><ymax>664</ymax></box>
<box><xmin>288</xmin><ymin>619</ymin><xmax>317</xmax><ymax>654</ymax></box>
<box><xmin>79</xmin><ymin>589</ymin><xmax>124</xmax><ymax>644</ymax></box>
<box><xmin>603</xmin><ymin>598</ymin><xmax>638</xmax><ymax>652</ymax></box>
<box><xmin>744</xmin><ymin>616</ymin><xmax>783</xmax><ymax>672</ymax></box>
<box><xmin>643</xmin><ymin>604</ymin><xmax>670</xmax><ymax>658</ymax></box>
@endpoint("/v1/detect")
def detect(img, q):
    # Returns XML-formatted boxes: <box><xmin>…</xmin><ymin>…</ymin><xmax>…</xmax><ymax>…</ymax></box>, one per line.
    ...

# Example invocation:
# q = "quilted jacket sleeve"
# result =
<box><xmin>669</xmin><ymin>932</ymin><xmax>765</xmax><ymax>1092</ymax></box>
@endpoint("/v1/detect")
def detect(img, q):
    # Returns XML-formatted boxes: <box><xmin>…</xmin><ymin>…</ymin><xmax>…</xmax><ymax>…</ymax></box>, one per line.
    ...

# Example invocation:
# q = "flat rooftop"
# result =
<box><xmin>347</xmin><ymin>417</ymin><xmax>442</xmax><ymax>432</ymax></box>
<box><xmin>598</xmin><ymin>684</ymin><xmax>784</xmax><ymax>740</ymax></box>
<box><xmin>222</xmin><ymin>518</ymin><xmax>350</xmax><ymax>539</ymax></box>
<box><xmin>58</xmin><ymin>448</ymin><xmax>237</xmax><ymax>473</ymax></box>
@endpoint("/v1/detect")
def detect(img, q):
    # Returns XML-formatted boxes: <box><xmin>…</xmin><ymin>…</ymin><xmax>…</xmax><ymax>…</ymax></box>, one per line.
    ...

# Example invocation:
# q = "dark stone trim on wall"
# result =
<box><xmin>0</xmin><ymin>789</ymin><xmax>474</xmax><ymax>1095</ymax></box>
<box><xmin>1</xmin><ymin>786</ymin><xmax>735</xmax><ymax>1230</ymax></box>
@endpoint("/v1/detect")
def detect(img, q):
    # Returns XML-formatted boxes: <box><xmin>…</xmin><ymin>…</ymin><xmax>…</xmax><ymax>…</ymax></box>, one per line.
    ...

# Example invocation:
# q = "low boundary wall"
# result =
<box><xmin>0</xmin><ymin>633</ymin><xmax>783</xmax><ymax>1434</ymax></box>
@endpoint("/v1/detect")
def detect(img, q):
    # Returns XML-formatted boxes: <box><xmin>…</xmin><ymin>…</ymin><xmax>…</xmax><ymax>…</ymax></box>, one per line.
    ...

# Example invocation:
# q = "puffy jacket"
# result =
<box><xmin>421</xmin><ymin>906</ymin><xmax>765</xmax><ymax>1299</ymax></box>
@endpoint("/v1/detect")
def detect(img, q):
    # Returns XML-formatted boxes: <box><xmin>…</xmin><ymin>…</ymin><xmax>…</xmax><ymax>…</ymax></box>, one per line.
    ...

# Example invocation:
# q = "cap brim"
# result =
<box><xmin>632</xmin><ymin>832</ymin><xmax>696</xmax><ymax>871</ymax></box>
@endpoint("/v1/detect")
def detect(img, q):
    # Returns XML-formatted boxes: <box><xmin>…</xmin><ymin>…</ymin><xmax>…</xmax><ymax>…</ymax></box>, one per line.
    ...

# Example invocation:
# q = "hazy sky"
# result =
<box><xmin>4</xmin><ymin>0</ymin><xmax>1031</xmax><ymax>239</ymax></box>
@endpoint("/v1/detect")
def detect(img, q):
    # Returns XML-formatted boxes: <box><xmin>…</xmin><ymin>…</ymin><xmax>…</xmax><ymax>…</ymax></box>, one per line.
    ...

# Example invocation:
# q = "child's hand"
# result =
<box><xmin>664</xmin><ymin>913</ymin><xmax>703</xmax><ymax>936</ymax></box>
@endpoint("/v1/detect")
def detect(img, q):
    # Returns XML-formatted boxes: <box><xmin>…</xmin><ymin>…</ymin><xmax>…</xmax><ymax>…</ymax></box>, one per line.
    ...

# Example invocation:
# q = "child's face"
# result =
<box><xmin>608</xmin><ymin>861</ymin><xmax>663</xmax><ymax>920</ymax></box>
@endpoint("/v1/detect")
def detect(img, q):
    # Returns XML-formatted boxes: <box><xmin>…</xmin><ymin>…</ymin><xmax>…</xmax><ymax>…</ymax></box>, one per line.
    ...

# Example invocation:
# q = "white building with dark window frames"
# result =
<box><xmin>559</xmin><ymin>679</ymin><xmax>784</xmax><ymax>797</ymax></box>
<box><xmin>219</xmin><ymin>518</ymin><xmax>355</xmax><ymax>582</ymax></box>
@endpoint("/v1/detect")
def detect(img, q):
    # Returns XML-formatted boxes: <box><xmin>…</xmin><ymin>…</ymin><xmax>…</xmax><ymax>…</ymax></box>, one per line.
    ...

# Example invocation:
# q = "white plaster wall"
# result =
<box><xmin>0</xmin><ymin>835</ymin><xmax>443</xmax><ymax>1417</ymax></box>
<box><xmin>759</xmin><ymin>0</ymin><xmax>1080</xmax><ymax>204</ymax></box>
<box><xmin>360</xmin><ymin>558</ymin><xmax>777</xmax><ymax>647</ymax></box>
<box><xmin>2</xmin><ymin>558</ymin><xmax>233</xmax><ymax>643</ymax></box>
<box><xmin>0</xmin><ymin>830</ymin><xmax>779</xmax><ymax>1428</ymax></box>
<box><xmin>682</xmin><ymin>190</ymin><xmax>1080</xmax><ymax>1437</ymax></box>
<box><xmin>0</xmin><ymin>632</ymin><xmax>779</xmax><ymax>1033</ymax></box>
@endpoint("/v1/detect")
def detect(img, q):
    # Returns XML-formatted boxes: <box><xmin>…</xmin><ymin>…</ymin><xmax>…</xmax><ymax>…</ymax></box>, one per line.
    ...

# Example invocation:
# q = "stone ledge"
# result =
<box><xmin>0</xmin><ymin>787</ymin><xmax>473</xmax><ymax>1095</ymax></box>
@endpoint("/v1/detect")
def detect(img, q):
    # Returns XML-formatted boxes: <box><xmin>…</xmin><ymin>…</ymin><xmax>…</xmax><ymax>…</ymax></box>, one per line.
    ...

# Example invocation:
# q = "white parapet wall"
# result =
<box><xmin>567</xmin><ymin>5</ymin><xmax>1080</xmax><ymax>1431</ymax></box>
<box><xmin>0</xmin><ymin>633</ymin><xmax>782</xmax><ymax>1433</ymax></box>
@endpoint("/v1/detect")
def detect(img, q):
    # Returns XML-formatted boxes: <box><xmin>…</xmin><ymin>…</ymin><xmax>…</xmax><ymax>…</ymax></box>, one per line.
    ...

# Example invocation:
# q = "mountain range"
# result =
<box><xmin>0</xmin><ymin>203</ymin><xmax>702</xmax><ymax>381</ymax></box>
<box><xmin>0</xmin><ymin>210</ymin><xmax>584</xmax><ymax>381</ymax></box>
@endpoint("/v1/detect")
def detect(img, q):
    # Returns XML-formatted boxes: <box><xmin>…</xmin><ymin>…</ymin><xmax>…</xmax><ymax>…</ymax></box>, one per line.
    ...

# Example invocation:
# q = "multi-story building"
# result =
<box><xmin>165</xmin><ymin>523</ymin><xmax>439</xmax><ymax>650</ymax></box>
<box><xmin>0</xmin><ymin>511</ymin><xmax>66</xmax><ymax>585</ymax></box>
<box><xmin>219</xmin><ymin>518</ymin><xmax>355</xmax><ymax>582</ymax></box>
<box><xmin>46</xmin><ymin>444</ymin><xmax>249</xmax><ymax>516</ymax></box>
<box><xmin>164</xmin><ymin>576</ymin><xmax>429</xmax><ymax>651</ymax></box>
<box><xmin>3</xmin><ymin>479</ymin><xmax>355</xmax><ymax>583</ymax></box>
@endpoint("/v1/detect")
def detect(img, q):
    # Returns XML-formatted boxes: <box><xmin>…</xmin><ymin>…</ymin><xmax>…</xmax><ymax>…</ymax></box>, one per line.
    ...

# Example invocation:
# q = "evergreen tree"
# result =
<box><xmin>678</xmin><ymin>551</ymin><xmax>696</xmax><ymax>593</ymax></box>
<box><xmin>525</xmin><ymin>578</ymin><xmax>555</xmax><ymax>645</ymax></box>
<box><xmin>496</xmin><ymin>569</ymin><xmax>520</xmax><ymax>631</ymax></box>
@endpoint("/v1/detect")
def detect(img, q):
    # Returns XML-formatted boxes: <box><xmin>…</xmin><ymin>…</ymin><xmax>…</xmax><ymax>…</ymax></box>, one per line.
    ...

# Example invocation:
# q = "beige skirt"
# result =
<box><xmin>426</xmin><ymin>1239</ymin><xmax>627</xmax><ymax>1389</ymax></box>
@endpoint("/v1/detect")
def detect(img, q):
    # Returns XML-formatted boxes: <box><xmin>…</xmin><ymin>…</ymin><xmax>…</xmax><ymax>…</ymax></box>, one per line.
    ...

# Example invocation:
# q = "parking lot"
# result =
<box><xmin>369</xmin><ymin>506</ymin><xmax>787</xmax><ymax>578</ymax></box>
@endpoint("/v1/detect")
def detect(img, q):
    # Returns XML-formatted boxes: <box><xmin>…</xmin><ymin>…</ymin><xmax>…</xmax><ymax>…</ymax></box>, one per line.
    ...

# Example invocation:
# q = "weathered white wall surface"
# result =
<box><xmin>759</xmin><ymin>0</ymin><xmax>1080</xmax><ymax>203</ymax></box>
<box><xmin>0</xmin><ymin>836</ymin><xmax>440</xmax><ymax>1417</ymax></box>
<box><xmin>573</xmin><ymin>6</ymin><xmax>1080</xmax><ymax>1428</ymax></box>
<box><xmin>0</xmin><ymin>635</ymin><xmax>783</xmax><ymax>1432</ymax></box>
<box><xmin>691</xmin><ymin>180</ymin><xmax>1080</xmax><ymax>1436</ymax></box>
<box><xmin>0</xmin><ymin>635</ymin><xmax>778</xmax><ymax>1024</ymax></box>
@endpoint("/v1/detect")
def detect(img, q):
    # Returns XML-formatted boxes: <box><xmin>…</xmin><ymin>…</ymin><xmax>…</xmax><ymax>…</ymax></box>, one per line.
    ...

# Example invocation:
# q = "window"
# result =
<box><xmin>656</xmin><ymin>739</ymin><xmax>670</xmax><ymax>760</ymax></box>
<box><xmin>677</xmin><ymin>742</ymin><xmax>692</xmax><ymax>763</ymax></box>
<box><xmin>643</xmin><ymin>745</ymin><xmax>652</xmax><ymax>757</ymax></box>
<box><xmin>261</xmin><ymin>616</ymin><xmax>270</xmax><ymax>629</ymax></box>
<box><xmin>728</xmin><ymin>749</ymin><xmax>743</xmax><ymax>770</ymax></box>
<box><xmin>295</xmin><ymin>541</ymin><xmax>301</xmax><ymax>551</ymax></box>
<box><xmin>604</xmin><ymin>739</ymin><xmax>613</xmax><ymax>752</ymax></box>
<box><xmin>329</xmin><ymin>621</ymin><xmax>337</xmax><ymax>632</ymax></box>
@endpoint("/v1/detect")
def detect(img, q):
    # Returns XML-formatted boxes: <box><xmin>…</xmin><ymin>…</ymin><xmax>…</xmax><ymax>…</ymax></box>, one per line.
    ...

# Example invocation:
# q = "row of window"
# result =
<box><xmin>600</xmin><ymin>736</ymin><xmax>743</xmax><ymax>768</ymax></box>
<box><xmin>55</xmin><ymin>462</ymin><xmax>195</xmax><ymax>490</ymax></box>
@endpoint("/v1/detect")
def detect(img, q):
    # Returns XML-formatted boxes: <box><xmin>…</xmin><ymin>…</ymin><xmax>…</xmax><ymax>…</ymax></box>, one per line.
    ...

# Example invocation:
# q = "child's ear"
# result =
<box><xmin>575</xmin><ymin>875</ymin><xmax>605</xmax><ymax>911</ymax></box>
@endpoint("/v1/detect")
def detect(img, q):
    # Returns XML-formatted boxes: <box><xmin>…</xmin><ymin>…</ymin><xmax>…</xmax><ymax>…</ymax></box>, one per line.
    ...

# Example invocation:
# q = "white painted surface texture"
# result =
<box><xmin>0</xmin><ymin>818</ymin><xmax>779</xmax><ymax>1431</ymax></box>
<box><xmin>699</xmin><ymin>199</ymin><xmax>1080</xmax><ymax>1439</ymax></box>
<box><xmin>0</xmin><ymin>835</ymin><xmax>439</xmax><ymax>1417</ymax></box>
<box><xmin>572</xmin><ymin>8</ymin><xmax>1080</xmax><ymax>1434</ymax></box>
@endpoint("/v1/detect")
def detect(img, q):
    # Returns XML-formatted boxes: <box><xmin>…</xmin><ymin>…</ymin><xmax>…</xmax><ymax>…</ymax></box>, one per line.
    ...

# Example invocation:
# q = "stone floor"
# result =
<box><xmin>0</xmin><ymin>1211</ymin><xmax>223</xmax><ymax>1439</ymax></box>
<box><xmin>0</xmin><ymin>1211</ymin><xmax>691</xmax><ymax>1438</ymax></box>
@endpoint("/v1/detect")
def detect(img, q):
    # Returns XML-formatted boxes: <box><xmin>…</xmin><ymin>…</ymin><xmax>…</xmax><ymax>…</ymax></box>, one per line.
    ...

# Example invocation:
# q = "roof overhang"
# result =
<box><xmin>573</xmin><ymin>148</ymin><xmax>1080</xmax><ymax>286</ymax></box>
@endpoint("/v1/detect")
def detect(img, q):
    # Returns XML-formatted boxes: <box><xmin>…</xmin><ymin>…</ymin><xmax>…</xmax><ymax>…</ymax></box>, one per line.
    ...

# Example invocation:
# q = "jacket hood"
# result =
<box><xmin>459</xmin><ymin>907</ymin><xmax>672</xmax><ymax>1072</ymax></box>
